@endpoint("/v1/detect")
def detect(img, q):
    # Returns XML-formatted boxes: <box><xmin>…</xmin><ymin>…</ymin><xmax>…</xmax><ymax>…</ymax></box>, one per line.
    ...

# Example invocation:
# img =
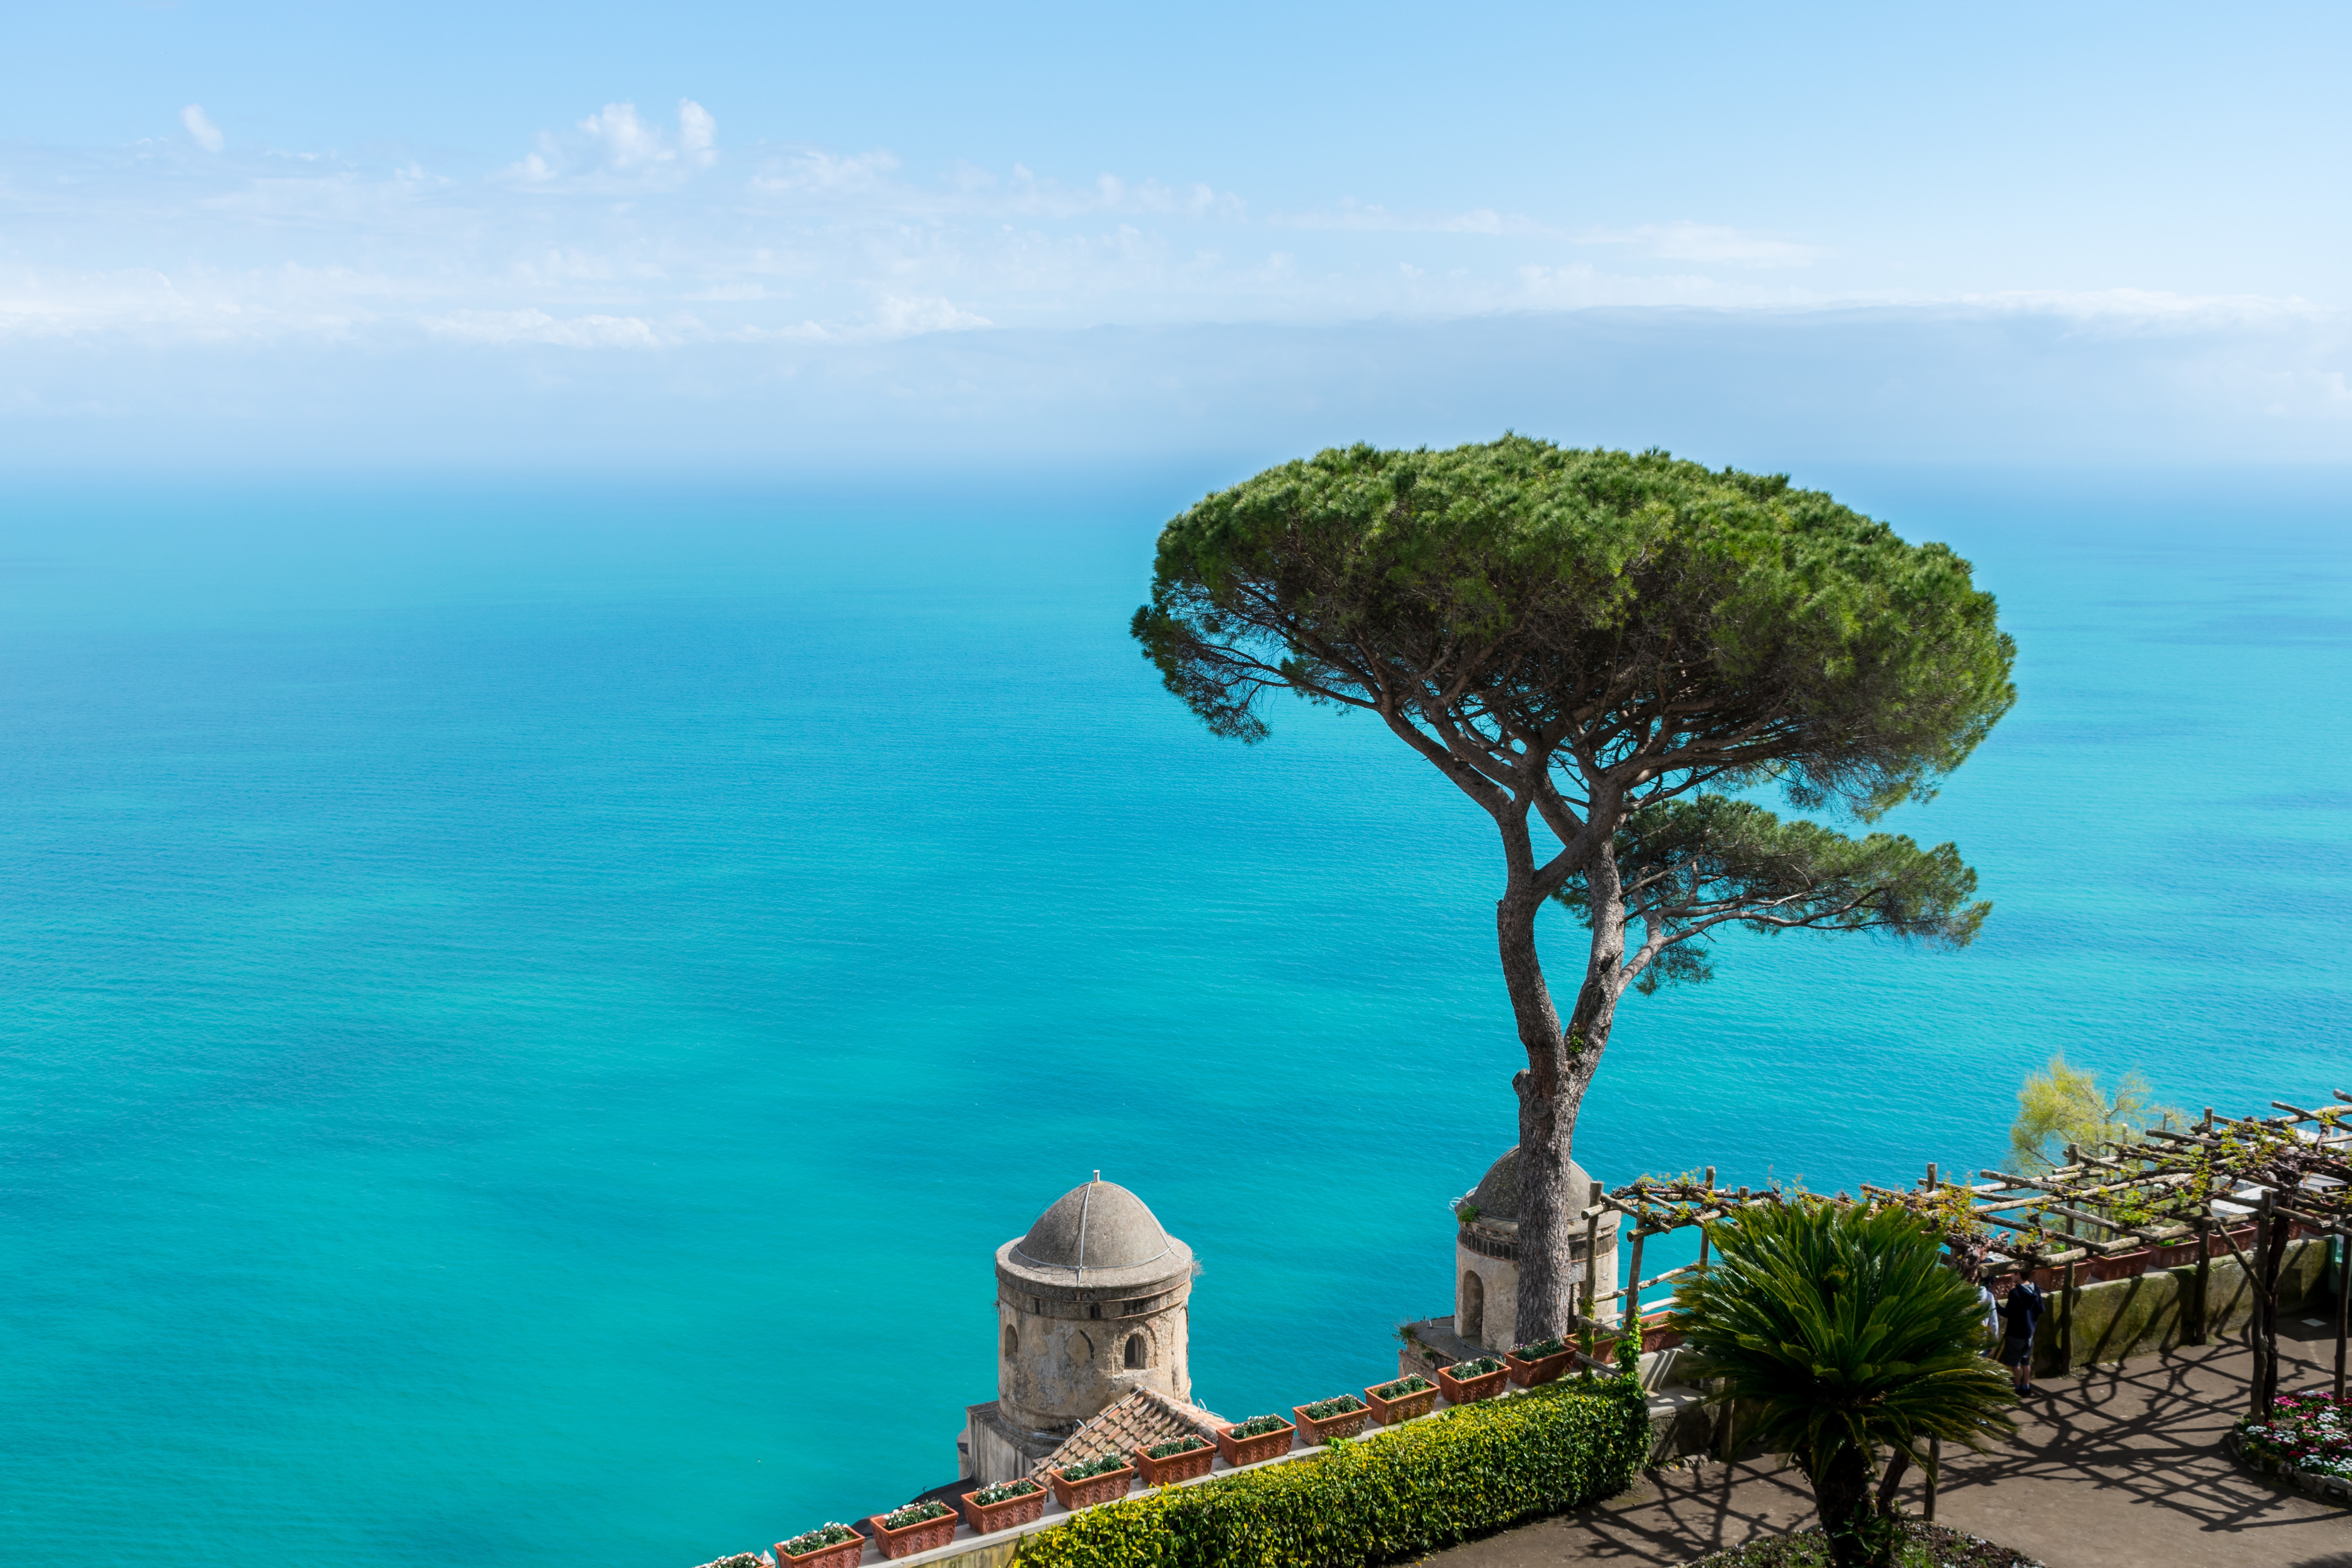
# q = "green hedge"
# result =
<box><xmin>1011</xmin><ymin>1372</ymin><xmax>1650</xmax><ymax>1568</ymax></box>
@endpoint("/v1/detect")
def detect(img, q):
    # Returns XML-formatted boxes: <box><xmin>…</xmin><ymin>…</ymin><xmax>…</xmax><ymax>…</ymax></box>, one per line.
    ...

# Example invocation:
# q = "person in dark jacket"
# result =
<box><xmin>2000</xmin><ymin>1278</ymin><xmax>2047</xmax><ymax>1393</ymax></box>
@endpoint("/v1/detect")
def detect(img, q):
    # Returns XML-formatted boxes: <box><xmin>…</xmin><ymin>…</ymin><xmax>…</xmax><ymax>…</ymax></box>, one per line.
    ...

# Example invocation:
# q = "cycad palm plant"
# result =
<box><xmin>1670</xmin><ymin>1199</ymin><xmax>2016</xmax><ymax>1568</ymax></box>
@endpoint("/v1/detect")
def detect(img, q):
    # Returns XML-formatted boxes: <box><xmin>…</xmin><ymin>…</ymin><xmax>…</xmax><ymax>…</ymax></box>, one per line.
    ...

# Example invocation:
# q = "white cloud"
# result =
<box><xmin>424</xmin><ymin>309</ymin><xmax>664</xmax><ymax>347</ymax></box>
<box><xmin>747</xmin><ymin>148</ymin><xmax>903</xmax><ymax>197</ymax></box>
<box><xmin>1953</xmin><ymin>287</ymin><xmax>2319</xmax><ymax>327</ymax></box>
<box><xmin>873</xmin><ymin>295</ymin><xmax>991</xmax><ymax>335</ymax></box>
<box><xmin>504</xmin><ymin>99</ymin><xmax>720</xmax><ymax>185</ymax></box>
<box><xmin>1579</xmin><ymin>221</ymin><xmax>1821</xmax><ymax>268</ymax></box>
<box><xmin>579</xmin><ymin>103</ymin><xmax>664</xmax><ymax>170</ymax></box>
<box><xmin>180</xmin><ymin>104</ymin><xmax>225</xmax><ymax>154</ymax></box>
<box><xmin>678</xmin><ymin>100</ymin><xmax>717</xmax><ymax>167</ymax></box>
<box><xmin>6</xmin><ymin>110</ymin><xmax>2342</xmax><ymax>380</ymax></box>
<box><xmin>1272</xmin><ymin>199</ymin><xmax>1545</xmax><ymax>235</ymax></box>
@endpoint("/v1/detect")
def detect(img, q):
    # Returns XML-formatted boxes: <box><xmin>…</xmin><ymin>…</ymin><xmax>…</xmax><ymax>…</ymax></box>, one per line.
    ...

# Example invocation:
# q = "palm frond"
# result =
<box><xmin>1670</xmin><ymin>1200</ymin><xmax>2016</xmax><ymax>1484</ymax></box>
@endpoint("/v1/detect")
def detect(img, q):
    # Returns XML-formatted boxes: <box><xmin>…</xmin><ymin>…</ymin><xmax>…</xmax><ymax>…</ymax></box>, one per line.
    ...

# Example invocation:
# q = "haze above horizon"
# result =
<box><xmin>4</xmin><ymin>3</ymin><xmax>2347</xmax><ymax>469</ymax></box>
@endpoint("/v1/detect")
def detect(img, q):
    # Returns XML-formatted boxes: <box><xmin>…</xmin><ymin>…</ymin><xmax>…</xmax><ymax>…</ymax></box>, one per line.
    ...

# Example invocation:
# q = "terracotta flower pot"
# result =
<box><xmin>1048</xmin><ymin>1461</ymin><xmax>1136</xmax><ymax>1511</ymax></box>
<box><xmin>2093</xmin><ymin>1248</ymin><xmax>2152</xmax><ymax>1283</ymax></box>
<box><xmin>1505</xmin><ymin>1346</ymin><xmax>1576</xmax><ymax>1388</ymax></box>
<box><xmin>775</xmin><ymin>1530</ymin><xmax>865</xmax><ymax>1568</ymax></box>
<box><xmin>1363</xmin><ymin>1378</ymin><xmax>1439</xmax><ymax>1425</ymax></box>
<box><xmin>1132</xmin><ymin>1438</ymin><xmax>1215</xmax><ymax>1485</ymax></box>
<box><xmin>866</xmin><ymin>1506</ymin><xmax>956</xmax><ymax>1560</ymax></box>
<box><xmin>1435</xmin><ymin>1360</ymin><xmax>1508</xmax><ymax>1405</ymax></box>
<box><xmin>959</xmin><ymin>1481</ymin><xmax>1046</xmax><ymax>1536</ymax></box>
<box><xmin>1213</xmin><ymin>1418</ymin><xmax>1296</xmax><ymax>1468</ymax></box>
<box><xmin>1292</xmin><ymin>1398</ymin><xmax>1372</xmax><ymax>1444</ymax></box>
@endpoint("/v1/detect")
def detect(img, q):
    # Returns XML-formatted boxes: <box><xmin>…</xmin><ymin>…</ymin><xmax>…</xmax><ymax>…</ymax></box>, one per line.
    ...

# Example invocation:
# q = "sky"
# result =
<box><xmin>3</xmin><ymin>1</ymin><xmax>2348</xmax><ymax>472</ymax></box>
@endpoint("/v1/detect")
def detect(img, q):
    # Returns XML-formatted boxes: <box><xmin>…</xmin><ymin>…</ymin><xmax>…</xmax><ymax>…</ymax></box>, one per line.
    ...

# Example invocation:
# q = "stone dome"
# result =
<box><xmin>1464</xmin><ymin>1145</ymin><xmax>1597</xmax><ymax>1225</ymax></box>
<box><xmin>1013</xmin><ymin>1177</ymin><xmax>1175</xmax><ymax>1275</ymax></box>
<box><xmin>1006</xmin><ymin>1171</ymin><xmax>1204</xmax><ymax>1298</ymax></box>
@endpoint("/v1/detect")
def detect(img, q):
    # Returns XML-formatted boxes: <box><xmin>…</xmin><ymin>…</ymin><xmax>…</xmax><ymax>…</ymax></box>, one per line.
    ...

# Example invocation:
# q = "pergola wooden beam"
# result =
<box><xmin>1586</xmin><ymin>1088</ymin><xmax>2348</xmax><ymax>1418</ymax></box>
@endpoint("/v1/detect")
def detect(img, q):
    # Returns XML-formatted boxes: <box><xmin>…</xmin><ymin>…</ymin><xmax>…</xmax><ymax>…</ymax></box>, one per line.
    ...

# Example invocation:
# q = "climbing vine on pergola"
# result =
<box><xmin>1568</xmin><ymin>1090</ymin><xmax>2350</xmax><ymax>1426</ymax></box>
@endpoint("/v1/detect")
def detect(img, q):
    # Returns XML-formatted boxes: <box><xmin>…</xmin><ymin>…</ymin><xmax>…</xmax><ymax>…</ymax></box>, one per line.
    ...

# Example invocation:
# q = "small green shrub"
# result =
<box><xmin>1226</xmin><ymin>1414</ymin><xmax>1291</xmax><ymax>1439</ymax></box>
<box><xmin>878</xmin><ymin>1501</ymin><xmax>952</xmax><ymax>1531</ymax></box>
<box><xmin>1061</xmin><ymin>1453</ymin><xmax>1132</xmax><ymax>1481</ymax></box>
<box><xmin>1146</xmin><ymin>1436</ymin><xmax>1209</xmax><ymax>1459</ymax></box>
<box><xmin>1369</xmin><ymin>1375</ymin><xmax>1431</xmax><ymax>1400</ymax></box>
<box><xmin>1512</xmin><ymin>1337</ymin><xmax>1567</xmax><ymax>1360</ymax></box>
<box><xmin>777</xmin><ymin>1523</ymin><xmax>858</xmax><ymax>1557</ymax></box>
<box><xmin>972</xmin><ymin>1479</ymin><xmax>1041</xmax><ymax>1505</ymax></box>
<box><xmin>1298</xmin><ymin>1395</ymin><xmax>1366</xmax><ymax>1420</ymax></box>
<box><xmin>1449</xmin><ymin>1357</ymin><xmax>1503</xmax><ymax>1378</ymax></box>
<box><xmin>1015</xmin><ymin>1375</ymin><xmax>1648</xmax><ymax>1568</ymax></box>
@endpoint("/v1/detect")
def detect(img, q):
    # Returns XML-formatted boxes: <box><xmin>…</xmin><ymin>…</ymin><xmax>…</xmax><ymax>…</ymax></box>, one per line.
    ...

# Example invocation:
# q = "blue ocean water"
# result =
<box><xmin>2</xmin><ymin>466</ymin><xmax>2348</xmax><ymax>1566</ymax></box>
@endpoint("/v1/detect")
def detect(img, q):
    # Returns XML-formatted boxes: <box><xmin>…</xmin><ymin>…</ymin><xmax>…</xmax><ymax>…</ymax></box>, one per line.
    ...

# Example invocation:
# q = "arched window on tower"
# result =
<box><xmin>1459</xmin><ymin>1269</ymin><xmax>1485</xmax><ymax>1344</ymax></box>
<box><xmin>1002</xmin><ymin>1323</ymin><xmax>1018</xmax><ymax>1360</ymax></box>
<box><xmin>1124</xmin><ymin>1334</ymin><xmax>1146</xmax><ymax>1369</ymax></box>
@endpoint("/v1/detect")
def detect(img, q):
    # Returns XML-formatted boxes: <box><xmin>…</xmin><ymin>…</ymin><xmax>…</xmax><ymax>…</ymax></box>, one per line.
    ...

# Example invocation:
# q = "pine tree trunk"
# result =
<box><xmin>1504</xmin><ymin>834</ymin><xmax>1623</xmax><ymax>1345</ymax></box>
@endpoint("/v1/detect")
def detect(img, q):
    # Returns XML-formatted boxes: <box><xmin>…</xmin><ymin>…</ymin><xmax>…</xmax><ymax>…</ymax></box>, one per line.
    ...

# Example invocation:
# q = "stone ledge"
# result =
<box><xmin>848</xmin><ymin>1382</ymin><xmax>1630</xmax><ymax>1568</ymax></box>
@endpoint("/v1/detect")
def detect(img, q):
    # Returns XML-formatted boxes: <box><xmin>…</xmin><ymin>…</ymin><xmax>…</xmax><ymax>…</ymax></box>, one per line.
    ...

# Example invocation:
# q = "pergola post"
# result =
<box><xmin>1624</xmin><ymin>1225</ymin><xmax>1646</xmax><ymax>1356</ymax></box>
<box><xmin>1578</xmin><ymin>1180</ymin><xmax>1601</xmax><ymax>1369</ymax></box>
<box><xmin>2333</xmin><ymin>1226</ymin><xmax>2348</xmax><ymax>1401</ymax></box>
<box><xmin>2251</xmin><ymin>1190</ymin><xmax>2275</xmax><ymax>1420</ymax></box>
<box><xmin>2189</xmin><ymin>1218</ymin><xmax>2211</xmax><ymax>1346</ymax></box>
<box><xmin>1588</xmin><ymin>1099</ymin><xmax>2344</xmax><ymax>1481</ymax></box>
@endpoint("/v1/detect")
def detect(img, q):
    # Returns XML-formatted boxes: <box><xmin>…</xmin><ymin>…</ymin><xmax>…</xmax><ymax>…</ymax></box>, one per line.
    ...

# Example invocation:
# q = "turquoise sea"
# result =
<box><xmin>4</xmin><ymin>465</ymin><xmax>2348</xmax><ymax>1566</ymax></box>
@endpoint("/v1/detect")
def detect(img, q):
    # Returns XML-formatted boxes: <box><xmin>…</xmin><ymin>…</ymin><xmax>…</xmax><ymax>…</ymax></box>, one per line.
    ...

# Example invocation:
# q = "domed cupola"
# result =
<box><xmin>1452</xmin><ymin>1145</ymin><xmax>1619</xmax><ymax>1353</ymax></box>
<box><xmin>974</xmin><ymin>1173</ymin><xmax>1199</xmax><ymax>1481</ymax></box>
<box><xmin>1009</xmin><ymin>1176</ymin><xmax>1182</xmax><ymax>1283</ymax></box>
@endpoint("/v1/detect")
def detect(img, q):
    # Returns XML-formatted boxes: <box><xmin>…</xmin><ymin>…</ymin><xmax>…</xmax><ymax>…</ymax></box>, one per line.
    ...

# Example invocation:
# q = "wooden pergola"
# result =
<box><xmin>1566</xmin><ymin>1089</ymin><xmax>2352</xmax><ymax>1425</ymax></box>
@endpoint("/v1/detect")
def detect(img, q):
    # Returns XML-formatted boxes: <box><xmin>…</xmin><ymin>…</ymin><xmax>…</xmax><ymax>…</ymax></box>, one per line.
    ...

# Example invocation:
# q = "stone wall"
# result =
<box><xmin>2031</xmin><ymin>1234</ymin><xmax>2335</xmax><ymax>1375</ymax></box>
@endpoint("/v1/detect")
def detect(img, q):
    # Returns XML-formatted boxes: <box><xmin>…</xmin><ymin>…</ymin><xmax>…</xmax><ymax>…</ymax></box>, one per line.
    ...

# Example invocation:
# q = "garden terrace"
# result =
<box><xmin>1572</xmin><ymin>1089</ymin><xmax>2351</xmax><ymax>1433</ymax></box>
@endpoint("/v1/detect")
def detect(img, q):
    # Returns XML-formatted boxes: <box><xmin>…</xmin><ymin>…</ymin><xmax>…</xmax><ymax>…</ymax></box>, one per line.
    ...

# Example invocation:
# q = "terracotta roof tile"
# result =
<box><xmin>1032</xmin><ymin>1388</ymin><xmax>1224</xmax><ymax>1476</ymax></box>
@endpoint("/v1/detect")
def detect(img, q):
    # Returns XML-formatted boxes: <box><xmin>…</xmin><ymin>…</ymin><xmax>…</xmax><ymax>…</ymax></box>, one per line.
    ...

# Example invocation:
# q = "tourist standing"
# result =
<box><xmin>1999</xmin><ymin>1276</ymin><xmax>2047</xmax><ymax>1394</ymax></box>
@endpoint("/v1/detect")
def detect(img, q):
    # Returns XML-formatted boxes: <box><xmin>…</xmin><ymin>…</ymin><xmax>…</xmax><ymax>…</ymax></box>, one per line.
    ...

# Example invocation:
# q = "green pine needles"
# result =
<box><xmin>1670</xmin><ymin>1200</ymin><xmax>2017</xmax><ymax>1568</ymax></box>
<box><xmin>1013</xmin><ymin>1375</ymin><xmax>1650</xmax><ymax>1568</ymax></box>
<box><xmin>1133</xmin><ymin>440</ymin><xmax>2014</xmax><ymax>1335</ymax></box>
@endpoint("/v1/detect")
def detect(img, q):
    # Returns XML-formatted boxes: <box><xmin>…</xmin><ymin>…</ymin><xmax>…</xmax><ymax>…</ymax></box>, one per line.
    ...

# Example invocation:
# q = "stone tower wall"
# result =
<box><xmin>996</xmin><ymin>1272</ymin><xmax>1191</xmax><ymax>1433</ymax></box>
<box><xmin>1453</xmin><ymin>1214</ymin><xmax>1620</xmax><ymax>1353</ymax></box>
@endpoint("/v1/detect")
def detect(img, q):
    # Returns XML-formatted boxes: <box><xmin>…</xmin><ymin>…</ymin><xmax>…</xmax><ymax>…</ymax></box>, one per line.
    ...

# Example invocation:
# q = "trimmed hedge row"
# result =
<box><xmin>1011</xmin><ymin>1371</ymin><xmax>1651</xmax><ymax>1568</ymax></box>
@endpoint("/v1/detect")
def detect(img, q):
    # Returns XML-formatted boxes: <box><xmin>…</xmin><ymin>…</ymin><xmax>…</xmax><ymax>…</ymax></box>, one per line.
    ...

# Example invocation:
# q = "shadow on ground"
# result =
<box><xmin>1418</xmin><ymin>1334</ymin><xmax>2348</xmax><ymax>1567</ymax></box>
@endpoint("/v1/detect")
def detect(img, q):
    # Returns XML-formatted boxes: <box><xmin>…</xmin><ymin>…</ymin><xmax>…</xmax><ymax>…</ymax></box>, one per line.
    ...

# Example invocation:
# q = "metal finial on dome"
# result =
<box><xmin>1093</xmin><ymin>1169</ymin><xmax>1101</xmax><ymax>1182</ymax></box>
